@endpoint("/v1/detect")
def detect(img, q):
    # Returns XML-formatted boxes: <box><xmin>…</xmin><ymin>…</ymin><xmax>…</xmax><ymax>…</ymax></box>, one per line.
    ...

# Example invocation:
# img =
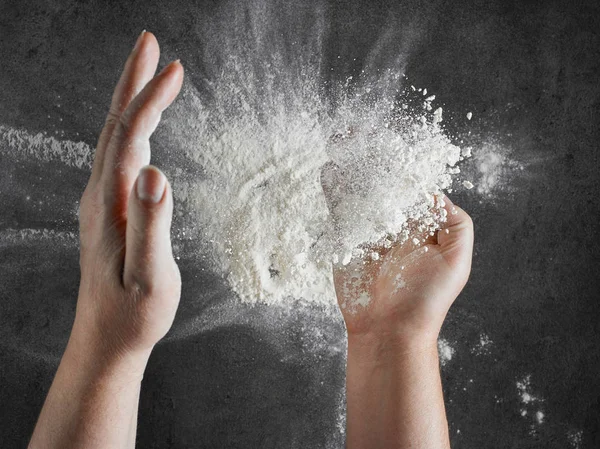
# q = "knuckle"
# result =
<box><xmin>112</xmin><ymin>112</ymin><xmax>149</xmax><ymax>152</ymax></box>
<box><xmin>104</xmin><ymin>110</ymin><xmax>120</xmax><ymax>128</ymax></box>
<box><xmin>117</xmin><ymin>112</ymin><xmax>134</xmax><ymax>138</ymax></box>
<box><xmin>128</xmin><ymin>270</ymin><xmax>179</xmax><ymax>300</ymax></box>
<box><xmin>117</xmin><ymin>103</ymin><xmax>161</xmax><ymax>142</ymax></box>
<box><xmin>119</xmin><ymin>106</ymin><xmax>143</xmax><ymax>136</ymax></box>
<box><xmin>81</xmin><ymin>183</ymin><xmax>100</xmax><ymax>207</ymax></box>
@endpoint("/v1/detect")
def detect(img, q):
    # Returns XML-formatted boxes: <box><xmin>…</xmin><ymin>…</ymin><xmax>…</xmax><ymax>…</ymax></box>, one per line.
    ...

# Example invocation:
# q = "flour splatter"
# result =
<box><xmin>438</xmin><ymin>338</ymin><xmax>455</xmax><ymax>366</ymax></box>
<box><xmin>0</xmin><ymin>228</ymin><xmax>78</xmax><ymax>247</ymax></box>
<box><xmin>171</xmin><ymin>23</ymin><xmax>465</xmax><ymax>307</ymax></box>
<box><xmin>516</xmin><ymin>374</ymin><xmax>546</xmax><ymax>432</ymax></box>
<box><xmin>461</xmin><ymin>141</ymin><xmax>525</xmax><ymax>198</ymax></box>
<box><xmin>0</xmin><ymin>125</ymin><xmax>93</xmax><ymax>169</ymax></box>
<box><xmin>567</xmin><ymin>429</ymin><xmax>583</xmax><ymax>449</ymax></box>
<box><xmin>471</xmin><ymin>333</ymin><xmax>493</xmax><ymax>356</ymax></box>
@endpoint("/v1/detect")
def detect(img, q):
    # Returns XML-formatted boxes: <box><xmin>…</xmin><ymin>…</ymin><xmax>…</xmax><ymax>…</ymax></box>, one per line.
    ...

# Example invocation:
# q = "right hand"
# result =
<box><xmin>332</xmin><ymin>196</ymin><xmax>474</xmax><ymax>350</ymax></box>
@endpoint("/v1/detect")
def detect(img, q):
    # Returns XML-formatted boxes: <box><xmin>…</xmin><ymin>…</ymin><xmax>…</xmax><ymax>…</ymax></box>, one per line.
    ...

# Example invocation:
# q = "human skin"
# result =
<box><xmin>334</xmin><ymin>197</ymin><xmax>474</xmax><ymax>449</ymax></box>
<box><xmin>28</xmin><ymin>31</ymin><xmax>183</xmax><ymax>449</ymax></box>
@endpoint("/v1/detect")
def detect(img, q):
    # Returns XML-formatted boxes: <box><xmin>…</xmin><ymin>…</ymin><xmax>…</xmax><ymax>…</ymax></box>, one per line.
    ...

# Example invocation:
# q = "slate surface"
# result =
<box><xmin>1</xmin><ymin>0</ymin><xmax>599</xmax><ymax>447</ymax></box>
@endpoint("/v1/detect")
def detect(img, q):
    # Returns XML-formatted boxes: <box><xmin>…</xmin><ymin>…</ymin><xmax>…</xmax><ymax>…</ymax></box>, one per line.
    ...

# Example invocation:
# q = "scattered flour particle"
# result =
<box><xmin>355</xmin><ymin>291</ymin><xmax>371</xmax><ymax>307</ymax></box>
<box><xmin>462</xmin><ymin>180</ymin><xmax>474</xmax><ymax>189</ymax></box>
<box><xmin>433</xmin><ymin>107</ymin><xmax>443</xmax><ymax>124</ymax></box>
<box><xmin>535</xmin><ymin>411</ymin><xmax>545</xmax><ymax>424</ymax></box>
<box><xmin>471</xmin><ymin>333</ymin><xmax>493</xmax><ymax>355</ymax></box>
<box><xmin>437</xmin><ymin>339</ymin><xmax>455</xmax><ymax>366</ymax></box>
<box><xmin>475</xmin><ymin>150</ymin><xmax>505</xmax><ymax>195</ymax></box>
<box><xmin>342</xmin><ymin>252</ymin><xmax>353</xmax><ymax>266</ymax></box>
<box><xmin>517</xmin><ymin>375</ymin><xmax>538</xmax><ymax>404</ymax></box>
<box><xmin>392</xmin><ymin>274</ymin><xmax>406</xmax><ymax>292</ymax></box>
<box><xmin>0</xmin><ymin>124</ymin><xmax>93</xmax><ymax>169</ymax></box>
<box><xmin>516</xmin><ymin>375</ymin><xmax>546</xmax><ymax>425</ymax></box>
<box><xmin>466</xmin><ymin>112</ymin><xmax>473</xmax><ymax>120</ymax></box>
<box><xmin>567</xmin><ymin>430</ymin><xmax>583</xmax><ymax>449</ymax></box>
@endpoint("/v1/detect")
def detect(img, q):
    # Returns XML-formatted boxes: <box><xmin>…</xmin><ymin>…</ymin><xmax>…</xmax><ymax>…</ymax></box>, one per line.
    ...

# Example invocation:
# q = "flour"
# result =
<box><xmin>516</xmin><ymin>374</ymin><xmax>546</xmax><ymax>430</ymax></box>
<box><xmin>471</xmin><ymin>333</ymin><xmax>493</xmax><ymax>355</ymax></box>
<box><xmin>517</xmin><ymin>375</ymin><xmax>537</xmax><ymax>404</ymax></box>
<box><xmin>0</xmin><ymin>228</ymin><xmax>78</xmax><ymax>247</ymax></box>
<box><xmin>437</xmin><ymin>338</ymin><xmax>455</xmax><ymax>366</ymax></box>
<box><xmin>535</xmin><ymin>411</ymin><xmax>545</xmax><ymax>424</ymax></box>
<box><xmin>460</xmin><ymin>142</ymin><xmax>524</xmax><ymax>198</ymax></box>
<box><xmin>0</xmin><ymin>125</ymin><xmax>93</xmax><ymax>169</ymax></box>
<box><xmin>567</xmin><ymin>430</ymin><xmax>583</xmax><ymax>449</ymax></box>
<box><xmin>3</xmin><ymin>3</ymin><xmax>471</xmax><ymax>310</ymax></box>
<box><xmin>180</xmin><ymin>67</ymin><xmax>465</xmax><ymax>306</ymax></box>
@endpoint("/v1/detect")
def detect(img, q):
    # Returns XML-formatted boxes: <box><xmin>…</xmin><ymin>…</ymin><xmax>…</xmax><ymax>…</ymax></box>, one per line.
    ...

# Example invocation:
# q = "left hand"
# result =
<box><xmin>72</xmin><ymin>31</ymin><xmax>184</xmax><ymax>365</ymax></box>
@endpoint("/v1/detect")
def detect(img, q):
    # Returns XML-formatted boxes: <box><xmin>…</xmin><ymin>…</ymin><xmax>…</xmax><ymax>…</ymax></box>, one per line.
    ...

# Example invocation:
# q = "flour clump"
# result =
<box><xmin>183</xmin><ymin>76</ymin><xmax>464</xmax><ymax>306</ymax></box>
<box><xmin>176</xmin><ymin>14</ymin><xmax>466</xmax><ymax>306</ymax></box>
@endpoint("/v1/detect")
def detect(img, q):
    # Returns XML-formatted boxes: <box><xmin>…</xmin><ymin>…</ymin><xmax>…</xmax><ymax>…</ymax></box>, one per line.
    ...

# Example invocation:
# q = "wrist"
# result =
<box><xmin>347</xmin><ymin>330</ymin><xmax>439</xmax><ymax>365</ymax></box>
<box><xmin>65</xmin><ymin>323</ymin><xmax>151</xmax><ymax>384</ymax></box>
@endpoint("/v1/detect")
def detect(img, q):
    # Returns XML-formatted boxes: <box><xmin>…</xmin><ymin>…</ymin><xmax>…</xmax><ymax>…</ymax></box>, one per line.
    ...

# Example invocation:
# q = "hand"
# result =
<box><xmin>29</xmin><ymin>32</ymin><xmax>184</xmax><ymax>449</ymax></box>
<box><xmin>335</xmin><ymin>196</ymin><xmax>473</xmax><ymax>449</ymax></box>
<box><xmin>333</xmin><ymin>196</ymin><xmax>474</xmax><ymax>349</ymax></box>
<box><xmin>73</xmin><ymin>31</ymin><xmax>184</xmax><ymax>365</ymax></box>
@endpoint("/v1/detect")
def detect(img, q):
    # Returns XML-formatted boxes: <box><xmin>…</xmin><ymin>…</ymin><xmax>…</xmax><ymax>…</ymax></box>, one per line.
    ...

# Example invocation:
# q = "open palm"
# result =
<box><xmin>333</xmin><ymin>197</ymin><xmax>474</xmax><ymax>344</ymax></box>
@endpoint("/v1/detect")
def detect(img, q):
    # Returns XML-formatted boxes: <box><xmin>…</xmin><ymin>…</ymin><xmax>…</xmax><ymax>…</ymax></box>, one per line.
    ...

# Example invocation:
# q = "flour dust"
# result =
<box><xmin>516</xmin><ymin>374</ymin><xmax>546</xmax><ymax>433</ymax></box>
<box><xmin>0</xmin><ymin>1</ymin><xmax>521</xmax><ymax>313</ymax></box>
<box><xmin>0</xmin><ymin>124</ymin><xmax>93</xmax><ymax>169</ymax></box>
<box><xmin>438</xmin><ymin>338</ymin><xmax>456</xmax><ymax>367</ymax></box>
<box><xmin>162</xmin><ymin>0</ymin><xmax>476</xmax><ymax>308</ymax></box>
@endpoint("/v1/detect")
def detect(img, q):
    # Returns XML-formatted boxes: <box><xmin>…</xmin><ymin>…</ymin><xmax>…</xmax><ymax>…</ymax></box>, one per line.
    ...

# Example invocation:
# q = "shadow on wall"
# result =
<box><xmin>0</xmin><ymin>237</ymin><xmax>345</xmax><ymax>448</ymax></box>
<box><xmin>138</xmin><ymin>324</ymin><xmax>343</xmax><ymax>449</ymax></box>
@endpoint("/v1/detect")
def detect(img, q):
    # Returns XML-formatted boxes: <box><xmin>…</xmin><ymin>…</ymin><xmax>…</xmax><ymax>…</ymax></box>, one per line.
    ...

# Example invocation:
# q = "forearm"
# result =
<box><xmin>346</xmin><ymin>334</ymin><xmax>450</xmax><ymax>449</ymax></box>
<box><xmin>29</xmin><ymin>330</ymin><xmax>150</xmax><ymax>449</ymax></box>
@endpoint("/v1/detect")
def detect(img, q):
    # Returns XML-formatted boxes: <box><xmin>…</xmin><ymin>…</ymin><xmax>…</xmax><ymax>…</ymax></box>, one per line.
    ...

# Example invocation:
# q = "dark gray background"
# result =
<box><xmin>1</xmin><ymin>0</ymin><xmax>599</xmax><ymax>448</ymax></box>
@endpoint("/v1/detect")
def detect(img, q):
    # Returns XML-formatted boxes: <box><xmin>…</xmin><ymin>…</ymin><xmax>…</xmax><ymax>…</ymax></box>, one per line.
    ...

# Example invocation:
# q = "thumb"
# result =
<box><xmin>124</xmin><ymin>165</ymin><xmax>177</xmax><ymax>293</ymax></box>
<box><xmin>436</xmin><ymin>196</ymin><xmax>474</xmax><ymax>273</ymax></box>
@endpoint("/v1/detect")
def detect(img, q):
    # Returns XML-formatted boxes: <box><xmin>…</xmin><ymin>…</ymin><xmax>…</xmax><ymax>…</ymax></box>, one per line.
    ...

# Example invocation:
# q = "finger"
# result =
<box><xmin>436</xmin><ymin>196</ymin><xmax>474</xmax><ymax>270</ymax></box>
<box><xmin>123</xmin><ymin>166</ymin><xmax>175</xmax><ymax>292</ymax></box>
<box><xmin>102</xmin><ymin>60</ymin><xmax>184</xmax><ymax>223</ymax></box>
<box><xmin>380</xmin><ymin>196</ymin><xmax>457</xmax><ymax>264</ymax></box>
<box><xmin>91</xmin><ymin>31</ymin><xmax>160</xmax><ymax>186</ymax></box>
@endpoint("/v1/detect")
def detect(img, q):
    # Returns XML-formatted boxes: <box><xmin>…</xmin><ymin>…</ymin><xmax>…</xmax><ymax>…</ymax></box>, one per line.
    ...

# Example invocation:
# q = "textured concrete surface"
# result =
<box><xmin>1</xmin><ymin>0</ymin><xmax>600</xmax><ymax>448</ymax></box>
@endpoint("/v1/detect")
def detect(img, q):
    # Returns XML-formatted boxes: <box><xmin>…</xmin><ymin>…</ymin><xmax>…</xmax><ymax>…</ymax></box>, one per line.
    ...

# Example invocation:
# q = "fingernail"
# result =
<box><xmin>134</xmin><ymin>30</ymin><xmax>146</xmax><ymax>51</ymax></box>
<box><xmin>137</xmin><ymin>166</ymin><xmax>166</xmax><ymax>203</ymax></box>
<box><xmin>158</xmin><ymin>59</ymin><xmax>182</xmax><ymax>76</ymax></box>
